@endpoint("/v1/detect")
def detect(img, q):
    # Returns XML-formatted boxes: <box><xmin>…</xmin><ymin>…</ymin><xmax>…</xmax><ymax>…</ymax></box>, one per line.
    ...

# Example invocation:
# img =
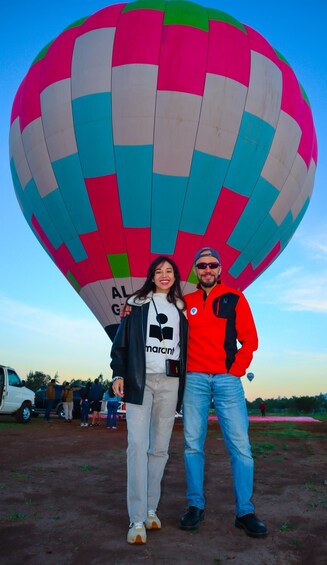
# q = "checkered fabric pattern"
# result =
<box><xmin>9</xmin><ymin>0</ymin><xmax>318</xmax><ymax>338</ymax></box>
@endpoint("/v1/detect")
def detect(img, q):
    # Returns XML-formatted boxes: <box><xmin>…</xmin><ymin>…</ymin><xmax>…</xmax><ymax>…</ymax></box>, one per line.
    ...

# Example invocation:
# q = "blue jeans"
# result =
<box><xmin>183</xmin><ymin>372</ymin><xmax>254</xmax><ymax>517</ymax></box>
<box><xmin>80</xmin><ymin>400</ymin><xmax>90</xmax><ymax>423</ymax></box>
<box><xmin>44</xmin><ymin>399</ymin><xmax>54</xmax><ymax>421</ymax></box>
<box><xmin>106</xmin><ymin>402</ymin><xmax>119</xmax><ymax>428</ymax></box>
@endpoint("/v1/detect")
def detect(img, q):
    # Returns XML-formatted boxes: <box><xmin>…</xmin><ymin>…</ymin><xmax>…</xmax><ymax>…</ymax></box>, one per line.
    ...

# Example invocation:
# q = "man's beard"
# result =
<box><xmin>199</xmin><ymin>276</ymin><xmax>219</xmax><ymax>288</ymax></box>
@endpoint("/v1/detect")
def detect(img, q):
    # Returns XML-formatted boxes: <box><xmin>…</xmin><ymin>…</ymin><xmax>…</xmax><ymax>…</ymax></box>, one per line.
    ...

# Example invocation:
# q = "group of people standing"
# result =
<box><xmin>44</xmin><ymin>378</ymin><xmax>120</xmax><ymax>429</ymax></box>
<box><xmin>111</xmin><ymin>247</ymin><xmax>268</xmax><ymax>544</ymax></box>
<box><xmin>78</xmin><ymin>378</ymin><xmax>106</xmax><ymax>427</ymax></box>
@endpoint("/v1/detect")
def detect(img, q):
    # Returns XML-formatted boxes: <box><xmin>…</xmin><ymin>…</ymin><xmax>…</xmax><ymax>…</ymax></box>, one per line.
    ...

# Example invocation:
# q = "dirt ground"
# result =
<box><xmin>0</xmin><ymin>415</ymin><xmax>326</xmax><ymax>565</ymax></box>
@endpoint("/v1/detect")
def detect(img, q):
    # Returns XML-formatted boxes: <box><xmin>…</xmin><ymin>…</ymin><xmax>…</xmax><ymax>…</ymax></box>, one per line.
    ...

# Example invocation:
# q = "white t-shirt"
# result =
<box><xmin>145</xmin><ymin>293</ymin><xmax>181</xmax><ymax>374</ymax></box>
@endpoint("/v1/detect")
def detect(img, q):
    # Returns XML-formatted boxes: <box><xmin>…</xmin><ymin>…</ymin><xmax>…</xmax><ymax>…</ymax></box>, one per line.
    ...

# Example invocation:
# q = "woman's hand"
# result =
<box><xmin>112</xmin><ymin>378</ymin><xmax>124</xmax><ymax>397</ymax></box>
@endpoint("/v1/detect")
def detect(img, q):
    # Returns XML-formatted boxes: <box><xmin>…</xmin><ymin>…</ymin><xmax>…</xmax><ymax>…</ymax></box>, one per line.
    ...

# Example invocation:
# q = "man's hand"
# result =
<box><xmin>120</xmin><ymin>304</ymin><xmax>132</xmax><ymax>318</ymax></box>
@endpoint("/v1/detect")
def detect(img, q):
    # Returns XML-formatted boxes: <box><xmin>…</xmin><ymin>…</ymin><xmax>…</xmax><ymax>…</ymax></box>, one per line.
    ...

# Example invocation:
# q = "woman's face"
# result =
<box><xmin>153</xmin><ymin>261</ymin><xmax>176</xmax><ymax>293</ymax></box>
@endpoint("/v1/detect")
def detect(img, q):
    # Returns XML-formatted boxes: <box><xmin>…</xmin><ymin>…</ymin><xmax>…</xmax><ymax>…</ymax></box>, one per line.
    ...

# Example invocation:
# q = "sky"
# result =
<box><xmin>1</xmin><ymin>0</ymin><xmax>326</xmax><ymax>401</ymax></box>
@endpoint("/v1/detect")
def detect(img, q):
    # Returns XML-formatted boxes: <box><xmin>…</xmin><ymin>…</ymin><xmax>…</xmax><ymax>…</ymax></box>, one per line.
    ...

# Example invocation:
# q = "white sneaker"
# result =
<box><xmin>127</xmin><ymin>522</ymin><xmax>147</xmax><ymax>544</ymax></box>
<box><xmin>145</xmin><ymin>510</ymin><xmax>161</xmax><ymax>530</ymax></box>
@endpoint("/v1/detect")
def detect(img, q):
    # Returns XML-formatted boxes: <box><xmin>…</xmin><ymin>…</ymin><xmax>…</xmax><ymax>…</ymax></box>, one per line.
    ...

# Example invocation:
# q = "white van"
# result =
<box><xmin>0</xmin><ymin>365</ymin><xmax>35</xmax><ymax>423</ymax></box>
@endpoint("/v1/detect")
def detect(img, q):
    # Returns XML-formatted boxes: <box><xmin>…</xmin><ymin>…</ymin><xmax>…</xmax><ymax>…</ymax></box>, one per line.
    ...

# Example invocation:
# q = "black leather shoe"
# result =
<box><xmin>180</xmin><ymin>506</ymin><xmax>205</xmax><ymax>530</ymax></box>
<box><xmin>235</xmin><ymin>513</ymin><xmax>267</xmax><ymax>537</ymax></box>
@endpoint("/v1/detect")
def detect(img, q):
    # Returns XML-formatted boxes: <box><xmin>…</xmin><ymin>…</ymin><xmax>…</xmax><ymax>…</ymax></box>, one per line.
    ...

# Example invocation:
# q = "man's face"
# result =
<box><xmin>194</xmin><ymin>255</ymin><xmax>221</xmax><ymax>289</ymax></box>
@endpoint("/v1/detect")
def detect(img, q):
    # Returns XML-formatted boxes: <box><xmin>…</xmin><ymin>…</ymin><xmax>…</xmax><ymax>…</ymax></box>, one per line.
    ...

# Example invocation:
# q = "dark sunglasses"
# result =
<box><xmin>196</xmin><ymin>261</ymin><xmax>220</xmax><ymax>270</ymax></box>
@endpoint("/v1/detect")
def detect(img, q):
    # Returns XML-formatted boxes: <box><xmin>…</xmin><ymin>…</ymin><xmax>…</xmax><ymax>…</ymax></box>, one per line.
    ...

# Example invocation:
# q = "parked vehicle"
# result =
<box><xmin>101</xmin><ymin>401</ymin><xmax>180</xmax><ymax>421</ymax></box>
<box><xmin>34</xmin><ymin>384</ymin><xmax>85</xmax><ymax>419</ymax></box>
<box><xmin>0</xmin><ymin>365</ymin><xmax>35</xmax><ymax>423</ymax></box>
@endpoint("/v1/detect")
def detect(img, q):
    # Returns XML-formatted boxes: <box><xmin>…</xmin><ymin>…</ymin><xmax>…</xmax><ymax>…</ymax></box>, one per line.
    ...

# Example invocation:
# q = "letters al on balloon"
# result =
<box><xmin>9</xmin><ymin>0</ymin><xmax>318</xmax><ymax>341</ymax></box>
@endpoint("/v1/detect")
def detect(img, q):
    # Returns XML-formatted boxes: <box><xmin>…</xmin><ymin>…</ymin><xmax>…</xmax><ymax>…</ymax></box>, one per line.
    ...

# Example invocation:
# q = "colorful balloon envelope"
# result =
<box><xmin>9</xmin><ymin>0</ymin><xmax>318</xmax><ymax>339</ymax></box>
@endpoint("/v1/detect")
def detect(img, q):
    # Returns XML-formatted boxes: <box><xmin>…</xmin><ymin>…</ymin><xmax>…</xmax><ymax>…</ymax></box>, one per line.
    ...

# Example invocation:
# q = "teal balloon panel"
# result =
<box><xmin>9</xmin><ymin>1</ymin><xmax>318</xmax><ymax>339</ymax></box>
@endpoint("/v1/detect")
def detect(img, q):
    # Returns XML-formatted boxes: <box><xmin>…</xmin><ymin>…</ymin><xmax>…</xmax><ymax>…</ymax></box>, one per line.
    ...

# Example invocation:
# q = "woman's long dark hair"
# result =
<box><xmin>132</xmin><ymin>256</ymin><xmax>186</xmax><ymax>310</ymax></box>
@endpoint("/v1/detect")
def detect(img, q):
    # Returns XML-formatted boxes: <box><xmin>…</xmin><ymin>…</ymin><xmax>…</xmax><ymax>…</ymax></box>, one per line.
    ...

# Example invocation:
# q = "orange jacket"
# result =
<box><xmin>185</xmin><ymin>282</ymin><xmax>258</xmax><ymax>376</ymax></box>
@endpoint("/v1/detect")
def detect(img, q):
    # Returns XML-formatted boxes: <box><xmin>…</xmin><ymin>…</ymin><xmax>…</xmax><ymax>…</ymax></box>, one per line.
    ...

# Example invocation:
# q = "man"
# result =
<box><xmin>89</xmin><ymin>378</ymin><xmax>104</xmax><ymax>427</ymax></box>
<box><xmin>44</xmin><ymin>378</ymin><xmax>56</xmax><ymax>422</ymax></box>
<box><xmin>259</xmin><ymin>401</ymin><xmax>266</xmax><ymax>417</ymax></box>
<box><xmin>180</xmin><ymin>247</ymin><xmax>267</xmax><ymax>538</ymax></box>
<box><xmin>61</xmin><ymin>381</ymin><xmax>81</xmax><ymax>423</ymax></box>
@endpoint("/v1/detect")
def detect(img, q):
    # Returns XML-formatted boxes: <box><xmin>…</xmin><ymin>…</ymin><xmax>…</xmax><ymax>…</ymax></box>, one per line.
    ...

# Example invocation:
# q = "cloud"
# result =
<box><xmin>296</xmin><ymin>226</ymin><xmax>327</xmax><ymax>260</ymax></box>
<box><xmin>0</xmin><ymin>294</ymin><xmax>102</xmax><ymax>343</ymax></box>
<box><xmin>256</xmin><ymin>228</ymin><xmax>327</xmax><ymax>313</ymax></box>
<box><xmin>283</xmin><ymin>349</ymin><xmax>327</xmax><ymax>360</ymax></box>
<box><xmin>277</xmin><ymin>270</ymin><xmax>327</xmax><ymax>312</ymax></box>
<box><xmin>263</xmin><ymin>270</ymin><xmax>327</xmax><ymax>312</ymax></box>
<box><xmin>0</xmin><ymin>294</ymin><xmax>113</xmax><ymax>383</ymax></box>
<box><xmin>276</xmin><ymin>266</ymin><xmax>301</xmax><ymax>279</ymax></box>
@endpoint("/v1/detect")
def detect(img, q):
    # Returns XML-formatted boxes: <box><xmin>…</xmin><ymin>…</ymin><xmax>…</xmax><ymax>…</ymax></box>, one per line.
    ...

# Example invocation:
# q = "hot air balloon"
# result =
<box><xmin>9</xmin><ymin>0</ymin><xmax>318</xmax><ymax>340</ymax></box>
<box><xmin>246</xmin><ymin>372</ymin><xmax>255</xmax><ymax>382</ymax></box>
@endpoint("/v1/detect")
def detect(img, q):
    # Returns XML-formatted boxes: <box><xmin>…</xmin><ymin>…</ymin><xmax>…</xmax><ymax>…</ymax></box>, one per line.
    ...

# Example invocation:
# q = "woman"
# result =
<box><xmin>103</xmin><ymin>383</ymin><xmax>120</xmax><ymax>429</ymax></box>
<box><xmin>111</xmin><ymin>256</ymin><xmax>188</xmax><ymax>545</ymax></box>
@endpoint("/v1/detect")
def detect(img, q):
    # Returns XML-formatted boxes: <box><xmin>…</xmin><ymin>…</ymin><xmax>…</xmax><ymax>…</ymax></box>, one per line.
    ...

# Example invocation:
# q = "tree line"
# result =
<box><xmin>25</xmin><ymin>371</ymin><xmax>327</xmax><ymax>414</ymax></box>
<box><xmin>25</xmin><ymin>371</ymin><xmax>112</xmax><ymax>392</ymax></box>
<box><xmin>246</xmin><ymin>394</ymin><xmax>327</xmax><ymax>414</ymax></box>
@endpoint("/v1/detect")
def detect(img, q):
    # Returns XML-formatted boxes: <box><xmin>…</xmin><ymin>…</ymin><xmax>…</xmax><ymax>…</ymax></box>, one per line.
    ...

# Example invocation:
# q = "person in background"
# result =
<box><xmin>44</xmin><ymin>378</ymin><xmax>56</xmax><ymax>422</ymax></box>
<box><xmin>259</xmin><ymin>402</ymin><xmax>266</xmax><ymax>417</ymax></box>
<box><xmin>80</xmin><ymin>381</ymin><xmax>91</xmax><ymax>427</ymax></box>
<box><xmin>179</xmin><ymin>247</ymin><xmax>267</xmax><ymax>538</ymax></box>
<box><xmin>104</xmin><ymin>383</ymin><xmax>120</xmax><ymax>429</ymax></box>
<box><xmin>111</xmin><ymin>256</ymin><xmax>188</xmax><ymax>545</ymax></box>
<box><xmin>89</xmin><ymin>378</ymin><xmax>104</xmax><ymax>427</ymax></box>
<box><xmin>61</xmin><ymin>381</ymin><xmax>81</xmax><ymax>423</ymax></box>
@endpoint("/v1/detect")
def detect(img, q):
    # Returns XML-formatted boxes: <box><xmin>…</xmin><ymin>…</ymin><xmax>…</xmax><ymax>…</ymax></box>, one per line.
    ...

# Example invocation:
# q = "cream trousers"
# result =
<box><xmin>126</xmin><ymin>372</ymin><xmax>179</xmax><ymax>523</ymax></box>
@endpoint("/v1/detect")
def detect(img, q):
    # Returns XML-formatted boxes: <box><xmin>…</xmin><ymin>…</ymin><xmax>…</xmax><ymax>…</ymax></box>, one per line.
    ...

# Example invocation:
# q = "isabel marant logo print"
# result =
<box><xmin>147</xmin><ymin>313</ymin><xmax>175</xmax><ymax>355</ymax></box>
<box><xmin>149</xmin><ymin>313</ymin><xmax>173</xmax><ymax>341</ymax></box>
